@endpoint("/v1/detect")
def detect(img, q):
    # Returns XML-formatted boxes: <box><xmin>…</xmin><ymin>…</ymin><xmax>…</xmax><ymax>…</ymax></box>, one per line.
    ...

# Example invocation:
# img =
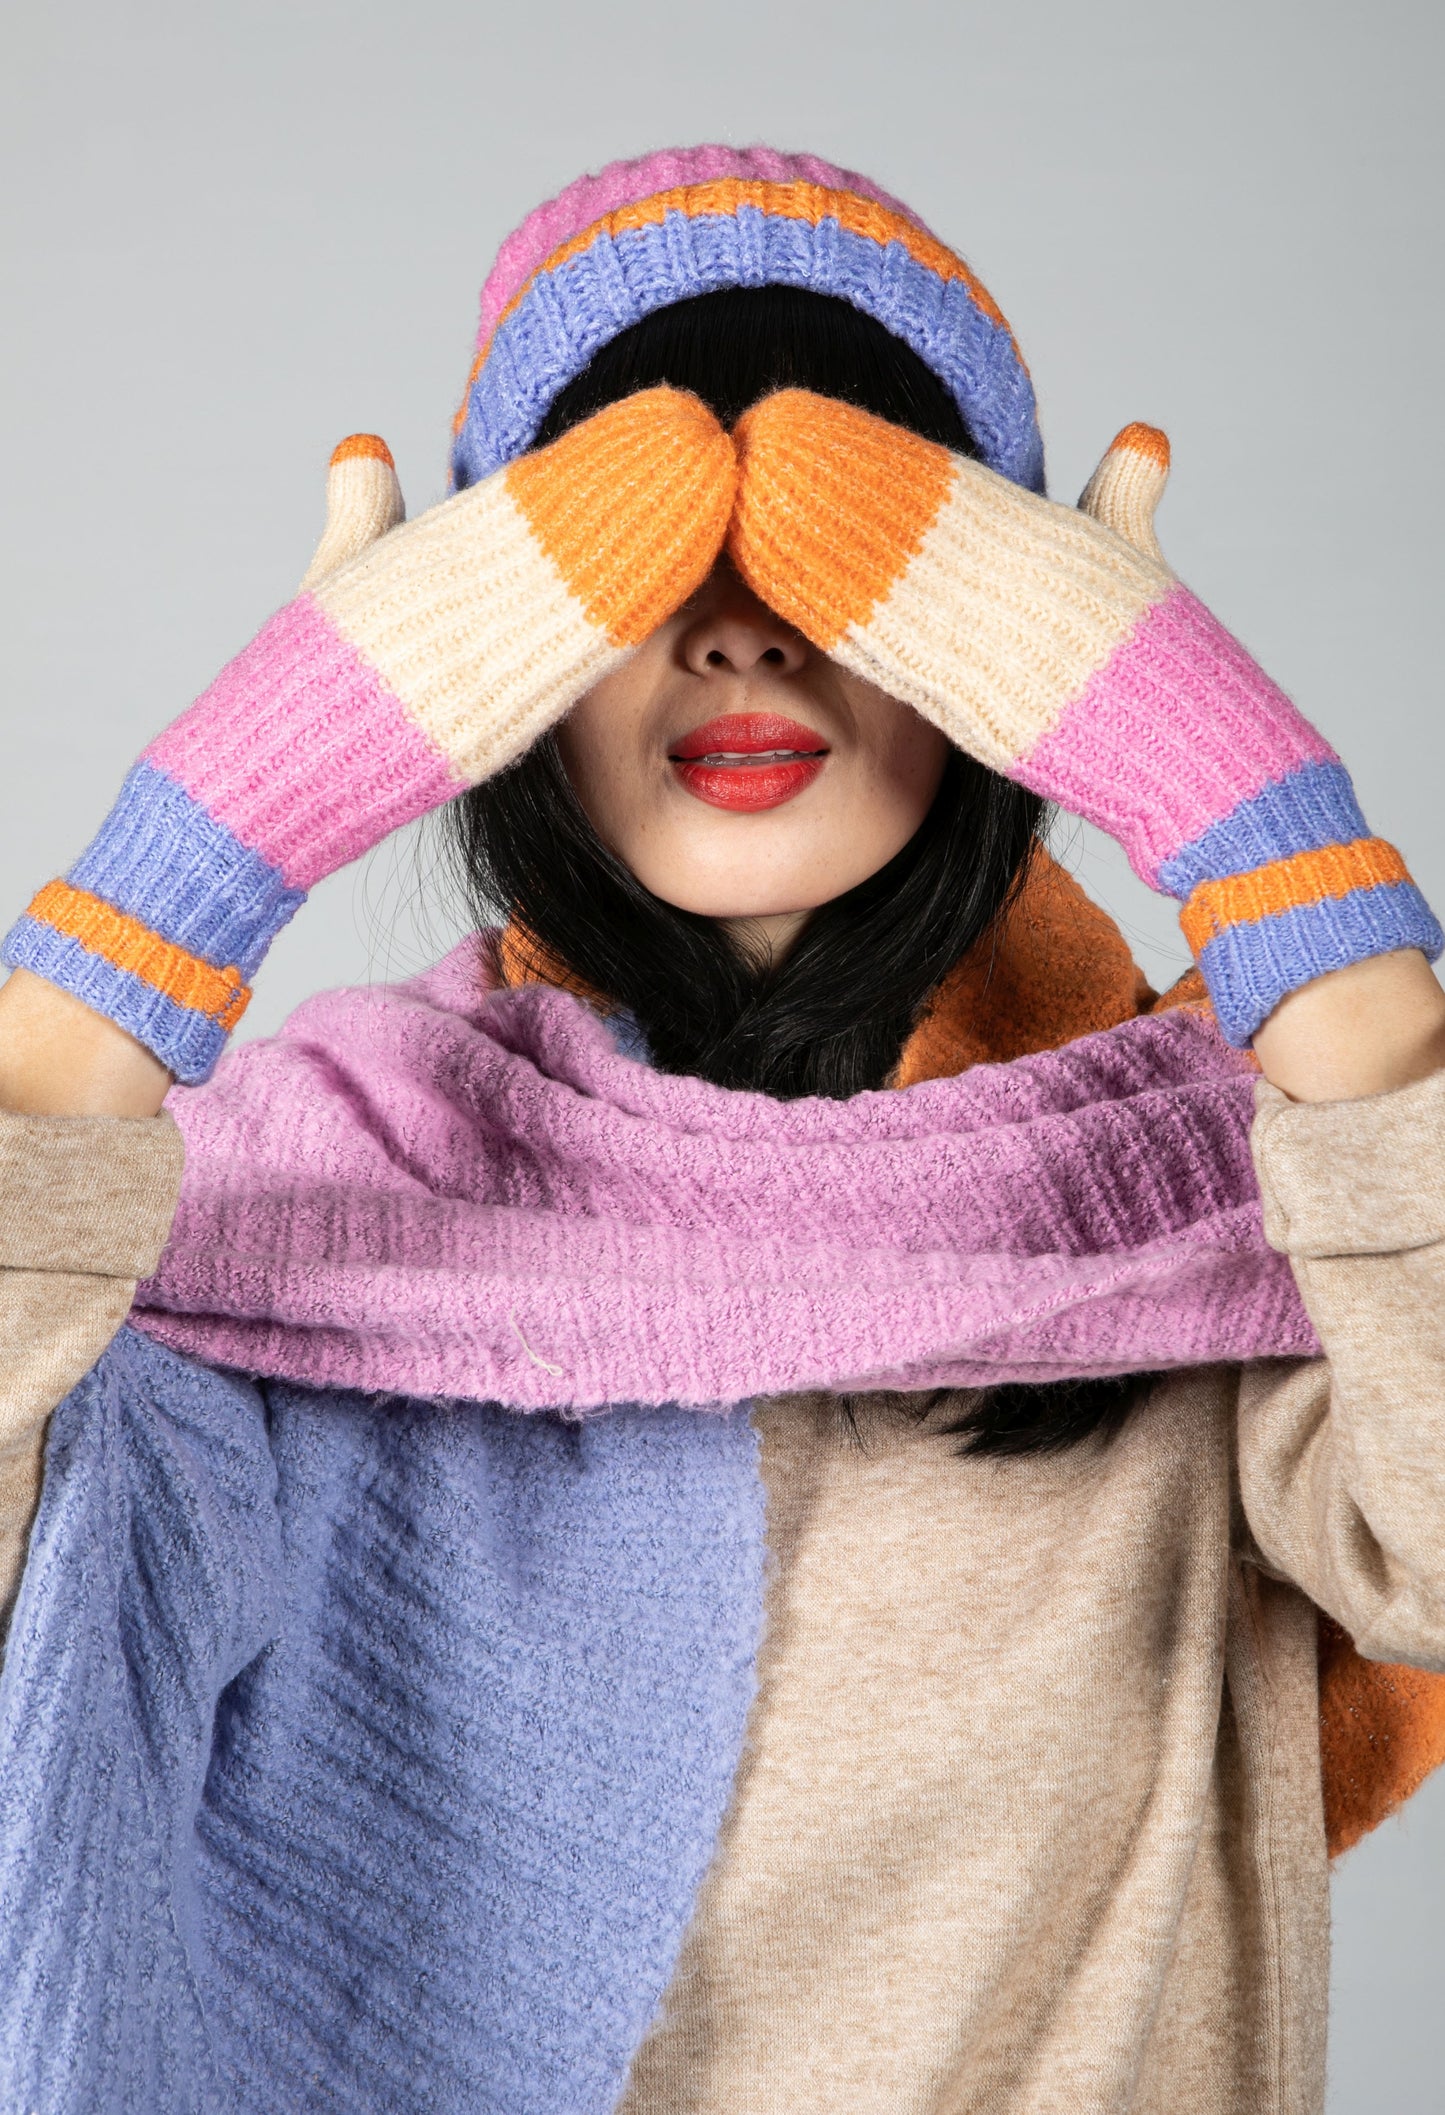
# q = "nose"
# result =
<box><xmin>678</xmin><ymin>564</ymin><xmax>809</xmax><ymax>679</ymax></box>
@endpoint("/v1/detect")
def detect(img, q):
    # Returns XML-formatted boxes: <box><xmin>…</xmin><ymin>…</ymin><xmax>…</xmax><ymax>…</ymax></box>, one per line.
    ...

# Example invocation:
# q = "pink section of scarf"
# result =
<box><xmin>131</xmin><ymin>938</ymin><xmax>1316</xmax><ymax>1412</ymax></box>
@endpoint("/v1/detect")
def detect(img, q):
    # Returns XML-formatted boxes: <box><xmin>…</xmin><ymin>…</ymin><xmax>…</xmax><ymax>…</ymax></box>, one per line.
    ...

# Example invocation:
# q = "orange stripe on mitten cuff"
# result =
<box><xmin>730</xmin><ymin>390</ymin><xmax>954</xmax><ymax>649</ymax></box>
<box><xmin>1179</xmin><ymin>839</ymin><xmax>1411</xmax><ymax>954</ymax></box>
<box><xmin>505</xmin><ymin>387</ymin><xmax>737</xmax><ymax>646</ymax></box>
<box><xmin>26</xmin><ymin>880</ymin><xmax>251</xmax><ymax>1030</ymax></box>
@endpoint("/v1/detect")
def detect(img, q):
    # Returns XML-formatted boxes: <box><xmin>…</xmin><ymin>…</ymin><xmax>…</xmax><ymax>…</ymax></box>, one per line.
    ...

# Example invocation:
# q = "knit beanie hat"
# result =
<box><xmin>450</xmin><ymin>144</ymin><xmax>1044</xmax><ymax>494</ymax></box>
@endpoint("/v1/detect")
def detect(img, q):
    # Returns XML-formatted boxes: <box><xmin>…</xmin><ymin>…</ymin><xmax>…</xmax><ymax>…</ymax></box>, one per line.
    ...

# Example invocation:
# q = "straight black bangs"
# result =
<box><xmin>534</xmin><ymin>285</ymin><xmax>979</xmax><ymax>454</ymax></box>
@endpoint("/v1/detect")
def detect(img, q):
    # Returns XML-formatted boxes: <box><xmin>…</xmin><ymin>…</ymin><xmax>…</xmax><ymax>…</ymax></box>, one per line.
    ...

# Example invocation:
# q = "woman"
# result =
<box><xmin>1</xmin><ymin>143</ymin><xmax>1444</xmax><ymax>2114</ymax></box>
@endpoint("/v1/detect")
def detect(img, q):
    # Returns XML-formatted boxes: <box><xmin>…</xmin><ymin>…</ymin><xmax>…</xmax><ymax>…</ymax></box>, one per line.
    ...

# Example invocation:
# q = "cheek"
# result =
<box><xmin>846</xmin><ymin>697</ymin><xmax>950</xmax><ymax>854</ymax></box>
<box><xmin>556</xmin><ymin>668</ymin><xmax>953</xmax><ymax>919</ymax></box>
<box><xmin>553</xmin><ymin>663</ymin><xmax>662</xmax><ymax>852</ymax></box>
<box><xmin>749</xmin><ymin>701</ymin><xmax>952</xmax><ymax>906</ymax></box>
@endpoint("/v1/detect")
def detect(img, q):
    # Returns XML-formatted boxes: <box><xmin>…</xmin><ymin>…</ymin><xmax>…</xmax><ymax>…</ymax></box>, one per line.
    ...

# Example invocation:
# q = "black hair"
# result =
<box><xmin>532</xmin><ymin>284</ymin><xmax>978</xmax><ymax>452</ymax></box>
<box><xmin>452</xmin><ymin>738</ymin><xmax>1036</xmax><ymax>1102</ymax></box>
<box><xmin>448</xmin><ymin>284</ymin><xmax>1146</xmax><ymax>1455</ymax></box>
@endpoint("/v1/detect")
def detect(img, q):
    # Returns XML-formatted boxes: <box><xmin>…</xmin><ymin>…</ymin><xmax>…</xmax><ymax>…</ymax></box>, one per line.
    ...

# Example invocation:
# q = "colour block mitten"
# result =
<box><xmin>730</xmin><ymin>390</ymin><xmax>1440</xmax><ymax>1044</ymax></box>
<box><xmin>4</xmin><ymin>389</ymin><xmax>736</xmax><ymax>1081</ymax></box>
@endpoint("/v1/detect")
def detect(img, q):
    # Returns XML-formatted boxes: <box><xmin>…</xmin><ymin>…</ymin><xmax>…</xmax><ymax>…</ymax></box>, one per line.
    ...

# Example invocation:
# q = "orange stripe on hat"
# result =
<box><xmin>1180</xmin><ymin>838</ymin><xmax>1411</xmax><ymax>955</ymax></box>
<box><xmin>27</xmin><ymin>880</ymin><xmax>252</xmax><ymax>1032</ymax></box>
<box><xmin>454</xmin><ymin>179</ymin><xmax>1021</xmax><ymax>440</ymax></box>
<box><xmin>730</xmin><ymin>390</ymin><xmax>955</xmax><ymax>651</ymax></box>
<box><xmin>498</xmin><ymin>181</ymin><xmax>1011</xmax><ymax>337</ymax></box>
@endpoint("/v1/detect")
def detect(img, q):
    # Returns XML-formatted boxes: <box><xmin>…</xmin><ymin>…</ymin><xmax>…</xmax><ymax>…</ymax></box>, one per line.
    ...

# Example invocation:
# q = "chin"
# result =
<box><xmin>637</xmin><ymin>861</ymin><xmax>842</xmax><ymax>923</ymax></box>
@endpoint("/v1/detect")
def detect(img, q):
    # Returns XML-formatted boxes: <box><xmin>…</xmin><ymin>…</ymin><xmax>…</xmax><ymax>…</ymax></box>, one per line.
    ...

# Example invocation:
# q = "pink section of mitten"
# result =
<box><xmin>147</xmin><ymin>596</ymin><xmax>464</xmax><ymax>889</ymax></box>
<box><xmin>1014</xmin><ymin>586</ymin><xmax>1338</xmax><ymax>885</ymax></box>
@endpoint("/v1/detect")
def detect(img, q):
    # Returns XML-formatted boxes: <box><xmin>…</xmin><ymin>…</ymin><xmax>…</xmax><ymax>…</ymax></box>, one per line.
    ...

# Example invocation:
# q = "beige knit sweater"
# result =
<box><xmin>2</xmin><ymin>1069</ymin><xmax>1445</xmax><ymax>2115</ymax></box>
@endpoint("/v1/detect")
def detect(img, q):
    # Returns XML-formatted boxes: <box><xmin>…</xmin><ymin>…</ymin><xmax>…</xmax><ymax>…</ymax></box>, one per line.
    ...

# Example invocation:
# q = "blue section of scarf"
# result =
<box><xmin>0</xmin><ymin>1326</ymin><xmax>764</xmax><ymax>2112</ymax></box>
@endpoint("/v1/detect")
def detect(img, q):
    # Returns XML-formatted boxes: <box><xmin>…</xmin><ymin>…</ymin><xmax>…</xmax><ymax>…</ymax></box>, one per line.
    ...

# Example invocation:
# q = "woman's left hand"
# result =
<box><xmin>729</xmin><ymin>390</ymin><xmax>1442</xmax><ymax>1056</ymax></box>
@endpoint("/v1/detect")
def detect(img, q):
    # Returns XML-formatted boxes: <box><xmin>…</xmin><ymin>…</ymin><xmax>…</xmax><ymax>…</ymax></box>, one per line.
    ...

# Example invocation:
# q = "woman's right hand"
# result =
<box><xmin>1</xmin><ymin>389</ymin><xmax>736</xmax><ymax>1085</ymax></box>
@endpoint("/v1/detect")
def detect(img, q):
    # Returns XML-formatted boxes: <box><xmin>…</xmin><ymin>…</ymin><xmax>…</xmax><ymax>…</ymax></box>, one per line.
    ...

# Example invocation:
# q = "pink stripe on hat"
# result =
<box><xmin>477</xmin><ymin>145</ymin><xmax>928</xmax><ymax>349</ymax></box>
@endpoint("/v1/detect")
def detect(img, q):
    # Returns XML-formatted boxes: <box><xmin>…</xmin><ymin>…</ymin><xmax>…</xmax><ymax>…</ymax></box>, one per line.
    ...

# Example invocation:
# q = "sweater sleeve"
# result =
<box><xmin>1238</xmin><ymin>1065</ymin><xmax>1445</xmax><ymax>1667</ymax></box>
<box><xmin>0</xmin><ymin>1106</ymin><xmax>185</xmax><ymax>1633</ymax></box>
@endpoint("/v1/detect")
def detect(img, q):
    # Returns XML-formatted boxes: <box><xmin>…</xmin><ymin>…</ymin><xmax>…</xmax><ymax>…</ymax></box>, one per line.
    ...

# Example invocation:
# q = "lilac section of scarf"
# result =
<box><xmin>132</xmin><ymin>938</ymin><xmax>1317</xmax><ymax>1409</ymax></box>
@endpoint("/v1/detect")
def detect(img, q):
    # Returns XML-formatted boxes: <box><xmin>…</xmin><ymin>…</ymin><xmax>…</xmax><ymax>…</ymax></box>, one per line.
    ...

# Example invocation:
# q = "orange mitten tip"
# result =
<box><xmin>730</xmin><ymin>389</ymin><xmax>954</xmax><ymax>649</ymax></box>
<box><xmin>1078</xmin><ymin>424</ymin><xmax>1171</xmax><ymax>562</ymax></box>
<box><xmin>330</xmin><ymin>433</ymin><xmax>396</xmax><ymax>470</ymax></box>
<box><xmin>1107</xmin><ymin>423</ymin><xmax>1170</xmax><ymax>472</ymax></box>
<box><xmin>551</xmin><ymin>385</ymin><xmax>731</xmax><ymax>465</ymax></box>
<box><xmin>506</xmin><ymin>388</ymin><xmax>737</xmax><ymax>647</ymax></box>
<box><xmin>732</xmin><ymin>387</ymin><xmax>943</xmax><ymax>465</ymax></box>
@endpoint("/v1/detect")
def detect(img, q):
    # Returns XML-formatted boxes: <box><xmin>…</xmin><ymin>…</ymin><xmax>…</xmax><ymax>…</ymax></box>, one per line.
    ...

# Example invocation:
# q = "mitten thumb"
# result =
<box><xmin>299</xmin><ymin>434</ymin><xmax>406</xmax><ymax>590</ymax></box>
<box><xmin>1078</xmin><ymin>424</ymin><xmax>1170</xmax><ymax>564</ymax></box>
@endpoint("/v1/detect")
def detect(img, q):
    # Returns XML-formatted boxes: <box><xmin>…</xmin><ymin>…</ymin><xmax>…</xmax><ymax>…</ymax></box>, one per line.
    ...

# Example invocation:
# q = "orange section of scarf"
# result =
<box><xmin>497</xmin><ymin>845</ymin><xmax>1445</xmax><ymax>1857</ymax></box>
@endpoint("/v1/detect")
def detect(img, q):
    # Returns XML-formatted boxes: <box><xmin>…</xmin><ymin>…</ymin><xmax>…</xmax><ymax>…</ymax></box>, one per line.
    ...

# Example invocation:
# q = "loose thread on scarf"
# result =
<box><xmin>509</xmin><ymin>1311</ymin><xmax>565</xmax><ymax>1378</ymax></box>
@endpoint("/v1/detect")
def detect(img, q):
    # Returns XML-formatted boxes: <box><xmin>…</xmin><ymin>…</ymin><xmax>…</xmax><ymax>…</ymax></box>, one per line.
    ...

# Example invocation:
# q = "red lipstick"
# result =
<box><xmin>669</xmin><ymin>713</ymin><xmax>828</xmax><ymax>812</ymax></box>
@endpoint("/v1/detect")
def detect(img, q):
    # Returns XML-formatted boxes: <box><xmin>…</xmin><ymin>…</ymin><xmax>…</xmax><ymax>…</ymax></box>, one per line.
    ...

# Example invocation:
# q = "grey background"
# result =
<box><xmin>3</xmin><ymin>1</ymin><xmax>1442</xmax><ymax>2102</ymax></box>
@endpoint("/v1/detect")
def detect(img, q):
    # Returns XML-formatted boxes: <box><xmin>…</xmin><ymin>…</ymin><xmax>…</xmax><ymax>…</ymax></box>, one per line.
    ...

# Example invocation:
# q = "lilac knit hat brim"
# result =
<box><xmin>451</xmin><ymin>144</ymin><xmax>1045</xmax><ymax>495</ymax></box>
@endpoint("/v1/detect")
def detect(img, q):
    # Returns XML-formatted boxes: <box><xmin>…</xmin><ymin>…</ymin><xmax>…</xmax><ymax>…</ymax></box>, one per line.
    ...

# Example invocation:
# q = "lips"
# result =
<box><xmin>669</xmin><ymin>713</ymin><xmax>829</xmax><ymax>812</ymax></box>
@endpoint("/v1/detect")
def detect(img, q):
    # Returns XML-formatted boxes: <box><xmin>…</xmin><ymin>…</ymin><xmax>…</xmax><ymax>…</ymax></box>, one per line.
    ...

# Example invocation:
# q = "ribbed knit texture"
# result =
<box><xmin>450</xmin><ymin>146</ymin><xmax>1043</xmax><ymax>491</ymax></box>
<box><xmin>116</xmin><ymin>918</ymin><xmax>1445</xmax><ymax>1880</ymax></box>
<box><xmin>476</xmin><ymin>146</ymin><xmax>928</xmax><ymax>345</ymax></box>
<box><xmin>0</xmin><ymin>1328</ymin><xmax>766</xmax><ymax>2113</ymax></box>
<box><xmin>2</xmin><ymin>390</ymin><xmax>735</xmax><ymax>1081</ymax></box>
<box><xmin>4</xmin><ymin>912</ymin><xmax>1443</xmax><ymax>2108</ymax></box>
<box><xmin>129</xmin><ymin>935</ymin><xmax>1316</xmax><ymax>1410</ymax></box>
<box><xmin>730</xmin><ymin>391</ymin><xmax>1442</xmax><ymax>1041</ymax></box>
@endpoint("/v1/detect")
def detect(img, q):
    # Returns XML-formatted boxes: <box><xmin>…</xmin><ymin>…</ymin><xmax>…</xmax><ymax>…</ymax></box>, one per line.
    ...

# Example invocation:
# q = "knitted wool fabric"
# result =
<box><xmin>3</xmin><ymin>391</ymin><xmax>735</xmax><ymax>1080</ymax></box>
<box><xmin>450</xmin><ymin>144</ymin><xmax>1044</xmax><ymax>491</ymax></box>
<box><xmin>0</xmin><ymin>1331</ymin><xmax>767</xmax><ymax>2114</ymax></box>
<box><xmin>131</xmin><ymin>933</ymin><xmax>1309</xmax><ymax>1412</ymax></box>
<box><xmin>432</xmin><ymin>876</ymin><xmax>1445</xmax><ymax>1861</ymax></box>
<box><xmin>127</xmin><ymin>858</ymin><xmax>1445</xmax><ymax>1861</ymax></box>
<box><xmin>729</xmin><ymin>392</ymin><xmax>1443</xmax><ymax>1042</ymax></box>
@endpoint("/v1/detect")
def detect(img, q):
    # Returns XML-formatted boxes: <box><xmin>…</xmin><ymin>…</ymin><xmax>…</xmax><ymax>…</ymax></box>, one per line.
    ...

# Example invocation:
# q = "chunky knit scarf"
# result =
<box><xmin>133</xmin><ymin>856</ymin><xmax>1307</xmax><ymax>1402</ymax></box>
<box><xmin>130</xmin><ymin>852</ymin><xmax>1444</xmax><ymax>1853</ymax></box>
